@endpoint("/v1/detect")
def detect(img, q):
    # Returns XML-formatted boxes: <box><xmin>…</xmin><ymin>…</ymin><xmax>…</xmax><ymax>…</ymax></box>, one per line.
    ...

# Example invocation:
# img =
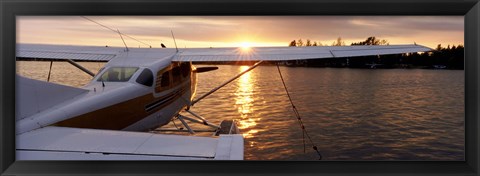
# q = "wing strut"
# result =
<box><xmin>191</xmin><ymin>61</ymin><xmax>263</xmax><ymax>106</ymax></box>
<box><xmin>47</xmin><ymin>61</ymin><xmax>53</xmax><ymax>82</ymax></box>
<box><xmin>66</xmin><ymin>59</ymin><xmax>95</xmax><ymax>77</ymax></box>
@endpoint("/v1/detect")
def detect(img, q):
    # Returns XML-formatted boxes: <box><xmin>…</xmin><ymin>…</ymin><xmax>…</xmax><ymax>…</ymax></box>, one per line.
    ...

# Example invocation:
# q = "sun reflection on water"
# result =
<box><xmin>235</xmin><ymin>66</ymin><xmax>260</xmax><ymax>140</ymax></box>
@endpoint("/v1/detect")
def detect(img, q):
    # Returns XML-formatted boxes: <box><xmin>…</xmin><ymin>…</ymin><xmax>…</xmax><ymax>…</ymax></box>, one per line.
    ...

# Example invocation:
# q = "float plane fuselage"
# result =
<box><xmin>17</xmin><ymin>49</ymin><xmax>198</xmax><ymax>134</ymax></box>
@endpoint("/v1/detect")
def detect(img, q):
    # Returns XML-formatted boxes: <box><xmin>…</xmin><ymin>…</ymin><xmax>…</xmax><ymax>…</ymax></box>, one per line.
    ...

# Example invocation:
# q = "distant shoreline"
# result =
<box><xmin>192</xmin><ymin>61</ymin><xmax>465</xmax><ymax>70</ymax></box>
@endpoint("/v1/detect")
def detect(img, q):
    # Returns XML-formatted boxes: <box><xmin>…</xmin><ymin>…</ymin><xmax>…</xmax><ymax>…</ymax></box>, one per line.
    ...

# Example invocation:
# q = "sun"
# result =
<box><xmin>241</xmin><ymin>42</ymin><xmax>252</xmax><ymax>50</ymax></box>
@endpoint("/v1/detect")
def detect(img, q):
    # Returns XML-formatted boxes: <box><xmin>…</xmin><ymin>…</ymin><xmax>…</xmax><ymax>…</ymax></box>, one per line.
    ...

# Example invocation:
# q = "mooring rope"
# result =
<box><xmin>276</xmin><ymin>63</ymin><xmax>323</xmax><ymax>160</ymax></box>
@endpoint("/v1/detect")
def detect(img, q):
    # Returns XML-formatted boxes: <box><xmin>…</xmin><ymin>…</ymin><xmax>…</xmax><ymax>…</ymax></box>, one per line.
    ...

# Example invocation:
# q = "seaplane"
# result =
<box><xmin>15</xmin><ymin>38</ymin><xmax>431</xmax><ymax>160</ymax></box>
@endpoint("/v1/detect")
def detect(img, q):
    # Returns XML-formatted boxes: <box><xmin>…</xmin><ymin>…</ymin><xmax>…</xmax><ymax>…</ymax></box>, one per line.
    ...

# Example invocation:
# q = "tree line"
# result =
<box><xmin>287</xmin><ymin>36</ymin><xmax>464</xmax><ymax>69</ymax></box>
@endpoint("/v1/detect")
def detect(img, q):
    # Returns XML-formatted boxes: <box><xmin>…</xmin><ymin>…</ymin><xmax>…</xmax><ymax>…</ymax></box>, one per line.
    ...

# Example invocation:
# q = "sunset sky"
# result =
<box><xmin>17</xmin><ymin>16</ymin><xmax>464</xmax><ymax>49</ymax></box>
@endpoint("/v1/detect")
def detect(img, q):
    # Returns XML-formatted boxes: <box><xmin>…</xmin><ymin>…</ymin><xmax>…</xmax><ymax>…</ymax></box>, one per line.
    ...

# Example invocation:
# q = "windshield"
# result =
<box><xmin>97</xmin><ymin>67</ymin><xmax>139</xmax><ymax>82</ymax></box>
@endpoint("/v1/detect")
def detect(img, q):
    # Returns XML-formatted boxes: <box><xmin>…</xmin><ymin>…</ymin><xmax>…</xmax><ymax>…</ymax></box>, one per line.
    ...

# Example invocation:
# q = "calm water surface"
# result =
<box><xmin>17</xmin><ymin>61</ymin><xmax>464</xmax><ymax>160</ymax></box>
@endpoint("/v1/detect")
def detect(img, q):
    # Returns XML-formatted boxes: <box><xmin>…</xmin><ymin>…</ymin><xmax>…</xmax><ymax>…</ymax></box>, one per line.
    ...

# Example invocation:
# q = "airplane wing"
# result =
<box><xmin>173</xmin><ymin>44</ymin><xmax>432</xmax><ymax>62</ymax></box>
<box><xmin>17</xmin><ymin>126</ymin><xmax>243</xmax><ymax>160</ymax></box>
<box><xmin>16</xmin><ymin>75</ymin><xmax>88</xmax><ymax>121</ymax></box>
<box><xmin>17</xmin><ymin>43</ymin><xmax>431</xmax><ymax>62</ymax></box>
<box><xmin>16</xmin><ymin>43</ymin><xmax>129</xmax><ymax>62</ymax></box>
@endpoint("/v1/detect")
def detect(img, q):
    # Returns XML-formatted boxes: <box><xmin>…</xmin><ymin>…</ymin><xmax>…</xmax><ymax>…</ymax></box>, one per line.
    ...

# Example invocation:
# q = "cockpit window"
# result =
<box><xmin>97</xmin><ymin>67</ymin><xmax>139</xmax><ymax>82</ymax></box>
<box><xmin>136</xmin><ymin>68</ymin><xmax>154</xmax><ymax>87</ymax></box>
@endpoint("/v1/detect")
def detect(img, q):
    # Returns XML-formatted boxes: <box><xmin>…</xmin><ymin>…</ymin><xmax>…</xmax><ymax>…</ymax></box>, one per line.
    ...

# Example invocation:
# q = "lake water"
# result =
<box><xmin>17</xmin><ymin>61</ymin><xmax>465</xmax><ymax>161</ymax></box>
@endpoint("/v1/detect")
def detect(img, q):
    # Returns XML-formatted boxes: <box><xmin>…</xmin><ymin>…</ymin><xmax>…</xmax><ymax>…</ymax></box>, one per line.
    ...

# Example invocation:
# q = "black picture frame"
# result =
<box><xmin>1</xmin><ymin>0</ymin><xmax>479</xmax><ymax>175</ymax></box>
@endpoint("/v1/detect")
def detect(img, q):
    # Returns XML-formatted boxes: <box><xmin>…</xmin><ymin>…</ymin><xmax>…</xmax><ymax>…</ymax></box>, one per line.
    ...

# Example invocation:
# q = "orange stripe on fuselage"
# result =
<box><xmin>54</xmin><ymin>85</ymin><xmax>189</xmax><ymax>131</ymax></box>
